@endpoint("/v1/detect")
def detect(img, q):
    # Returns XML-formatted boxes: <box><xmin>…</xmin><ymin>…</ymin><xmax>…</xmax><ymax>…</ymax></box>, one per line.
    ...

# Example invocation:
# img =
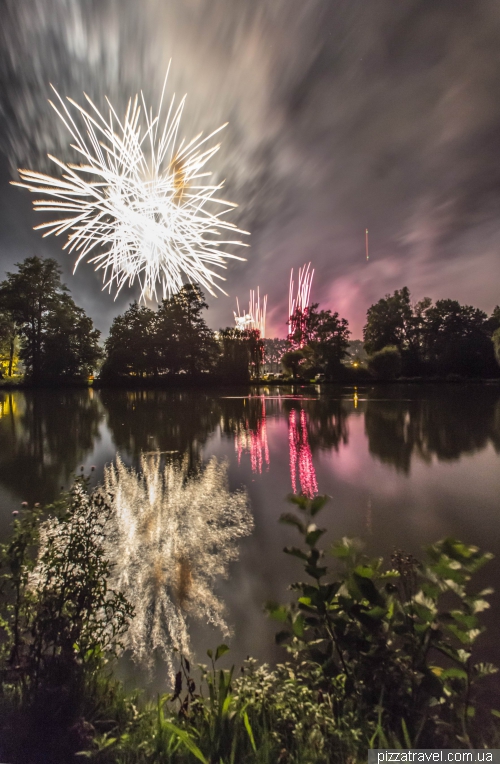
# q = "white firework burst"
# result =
<box><xmin>13</xmin><ymin>69</ymin><xmax>249</xmax><ymax>301</ymax></box>
<box><xmin>103</xmin><ymin>454</ymin><xmax>252</xmax><ymax>678</ymax></box>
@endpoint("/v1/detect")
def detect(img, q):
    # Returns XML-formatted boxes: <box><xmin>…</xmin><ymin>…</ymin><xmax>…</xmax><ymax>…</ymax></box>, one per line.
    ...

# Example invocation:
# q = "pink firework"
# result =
<box><xmin>235</xmin><ymin>399</ymin><xmax>270</xmax><ymax>474</ymax></box>
<box><xmin>288</xmin><ymin>408</ymin><xmax>318</xmax><ymax>499</ymax></box>
<box><xmin>288</xmin><ymin>263</ymin><xmax>314</xmax><ymax>346</ymax></box>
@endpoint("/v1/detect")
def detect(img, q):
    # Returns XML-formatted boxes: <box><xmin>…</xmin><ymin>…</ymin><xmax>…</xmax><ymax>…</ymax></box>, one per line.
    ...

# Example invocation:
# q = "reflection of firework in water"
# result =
<box><xmin>13</xmin><ymin>70</ymin><xmax>248</xmax><ymax>301</ymax></box>
<box><xmin>104</xmin><ymin>454</ymin><xmax>252</xmax><ymax>677</ymax></box>
<box><xmin>289</xmin><ymin>409</ymin><xmax>318</xmax><ymax>498</ymax></box>
<box><xmin>235</xmin><ymin>399</ymin><xmax>269</xmax><ymax>474</ymax></box>
<box><xmin>288</xmin><ymin>263</ymin><xmax>314</xmax><ymax>347</ymax></box>
<box><xmin>234</xmin><ymin>288</ymin><xmax>267</xmax><ymax>337</ymax></box>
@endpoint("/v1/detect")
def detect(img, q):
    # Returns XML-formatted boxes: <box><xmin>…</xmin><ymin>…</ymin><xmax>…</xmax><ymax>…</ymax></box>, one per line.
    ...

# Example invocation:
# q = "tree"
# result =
<box><xmin>492</xmin><ymin>327</ymin><xmax>500</xmax><ymax>368</ymax></box>
<box><xmin>244</xmin><ymin>328</ymin><xmax>264</xmax><ymax>379</ymax></box>
<box><xmin>289</xmin><ymin>304</ymin><xmax>351</xmax><ymax>379</ymax></box>
<box><xmin>423</xmin><ymin>299</ymin><xmax>496</xmax><ymax>377</ymax></box>
<box><xmin>263</xmin><ymin>338</ymin><xmax>288</xmax><ymax>374</ymax></box>
<box><xmin>488</xmin><ymin>305</ymin><xmax>500</xmax><ymax>334</ymax></box>
<box><xmin>346</xmin><ymin>339</ymin><xmax>368</xmax><ymax>366</ymax></box>
<box><xmin>282</xmin><ymin>349</ymin><xmax>307</xmax><ymax>380</ymax></box>
<box><xmin>0</xmin><ymin>309</ymin><xmax>19</xmax><ymax>378</ymax></box>
<box><xmin>367</xmin><ymin>345</ymin><xmax>402</xmax><ymax>380</ymax></box>
<box><xmin>0</xmin><ymin>257</ymin><xmax>101</xmax><ymax>382</ymax></box>
<box><xmin>156</xmin><ymin>285</ymin><xmax>218</xmax><ymax>377</ymax></box>
<box><xmin>363</xmin><ymin>287</ymin><xmax>414</xmax><ymax>355</ymax></box>
<box><xmin>101</xmin><ymin>303</ymin><xmax>157</xmax><ymax>379</ymax></box>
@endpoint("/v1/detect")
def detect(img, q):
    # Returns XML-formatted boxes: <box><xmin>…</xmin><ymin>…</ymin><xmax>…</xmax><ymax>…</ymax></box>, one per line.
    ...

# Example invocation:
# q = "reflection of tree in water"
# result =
<box><xmin>103</xmin><ymin>454</ymin><xmax>252</xmax><ymax>678</ymax></box>
<box><xmin>0</xmin><ymin>390</ymin><xmax>101</xmax><ymax>503</ymax></box>
<box><xmin>282</xmin><ymin>397</ymin><xmax>349</xmax><ymax>454</ymax></box>
<box><xmin>304</xmin><ymin>399</ymin><xmax>350</xmax><ymax>453</ymax></box>
<box><xmin>99</xmin><ymin>390</ymin><xmax>221</xmax><ymax>469</ymax></box>
<box><xmin>365</xmin><ymin>387</ymin><xmax>500</xmax><ymax>473</ymax></box>
<box><xmin>235</xmin><ymin>398</ymin><xmax>270</xmax><ymax>474</ymax></box>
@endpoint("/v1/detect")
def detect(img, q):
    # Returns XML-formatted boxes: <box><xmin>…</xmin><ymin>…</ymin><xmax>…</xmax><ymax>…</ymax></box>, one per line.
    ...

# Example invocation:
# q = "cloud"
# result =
<box><xmin>1</xmin><ymin>0</ymin><xmax>500</xmax><ymax>335</ymax></box>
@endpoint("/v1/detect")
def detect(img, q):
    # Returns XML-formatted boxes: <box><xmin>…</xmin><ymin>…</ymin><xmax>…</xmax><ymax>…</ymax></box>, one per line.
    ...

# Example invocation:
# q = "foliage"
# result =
<box><xmin>270</xmin><ymin>495</ymin><xmax>497</xmax><ymax>746</ymax></box>
<box><xmin>102</xmin><ymin>303</ymin><xmax>158</xmax><ymax>379</ymax></box>
<box><xmin>288</xmin><ymin>304</ymin><xmax>351</xmax><ymax>380</ymax></box>
<box><xmin>217</xmin><ymin>328</ymin><xmax>251</xmax><ymax>383</ymax></box>
<box><xmin>493</xmin><ymin>327</ymin><xmax>500</xmax><ymax>368</ymax></box>
<box><xmin>156</xmin><ymin>286</ymin><xmax>219</xmax><ymax>377</ymax></box>
<box><xmin>367</xmin><ymin>345</ymin><xmax>402</xmax><ymax>379</ymax></box>
<box><xmin>281</xmin><ymin>349</ymin><xmax>307</xmax><ymax>380</ymax></box>
<box><xmin>0</xmin><ymin>309</ymin><xmax>20</xmax><ymax>378</ymax></box>
<box><xmin>0</xmin><ymin>483</ymin><xmax>133</xmax><ymax>763</ymax></box>
<box><xmin>263</xmin><ymin>338</ymin><xmax>288</xmax><ymax>374</ymax></box>
<box><xmin>0</xmin><ymin>257</ymin><xmax>102</xmax><ymax>382</ymax></box>
<box><xmin>423</xmin><ymin>300</ymin><xmax>497</xmax><ymax>377</ymax></box>
<box><xmin>1</xmin><ymin>485</ymin><xmax>499</xmax><ymax>761</ymax></box>
<box><xmin>346</xmin><ymin>339</ymin><xmax>368</xmax><ymax>366</ymax></box>
<box><xmin>364</xmin><ymin>287</ymin><xmax>417</xmax><ymax>357</ymax></box>
<box><xmin>102</xmin><ymin>286</ymin><xmax>221</xmax><ymax>380</ymax></box>
<box><xmin>363</xmin><ymin>287</ymin><xmax>499</xmax><ymax>378</ymax></box>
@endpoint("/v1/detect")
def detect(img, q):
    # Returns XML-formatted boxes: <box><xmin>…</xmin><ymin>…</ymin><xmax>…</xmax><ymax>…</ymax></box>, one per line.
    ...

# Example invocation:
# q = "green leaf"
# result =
<box><xmin>292</xmin><ymin>614</ymin><xmax>305</xmax><ymax>638</ymax></box>
<box><xmin>243</xmin><ymin>710</ymin><xmax>257</xmax><ymax>752</ymax></box>
<box><xmin>215</xmin><ymin>644</ymin><xmax>230</xmax><ymax>662</ymax></box>
<box><xmin>283</xmin><ymin>546</ymin><xmax>309</xmax><ymax>561</ymax></box>
<box><xmin>279</xmin><ymin>513</ymin><xmax>306</xmax><ymax>533</ymax></box>
<box><xmin>310</xmin><ymin>496</ymin><xmax>328</xmax><ymax>516</ymax></box>
<box><xmin>266</xmin><ymin>602</ymin><xmax>289</xmax><ymax>622</ymax></box>
<box><xmin>441</xmin><ymin>667</ymin><xmax>468</xmax><ymax>680</ymax></box>
<box><xmin>352</xmin><ymin>572</ymin><xmax>383</xmax><ymax>605</ymax></box>
<box><xmin>275</xmin><ymin>630</ymin><xmax>291</xmax><ymax>645</ymax></box>
<box><xmin>305</xmin><ymin>526</ymin><xmax>326</xmax><ymax>547</ymax></box>
<box><xmin>162</xmin><ymin>721</ymin><xmax>208</xmax><ymax>764</ymax></box>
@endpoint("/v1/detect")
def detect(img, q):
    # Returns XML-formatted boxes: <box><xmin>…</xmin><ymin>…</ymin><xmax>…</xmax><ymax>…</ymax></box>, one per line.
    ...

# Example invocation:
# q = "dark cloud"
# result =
<box><xmin>1</xmin><ymin>0</ymin><xmax>499</xmax><ymax>338</ymax></box>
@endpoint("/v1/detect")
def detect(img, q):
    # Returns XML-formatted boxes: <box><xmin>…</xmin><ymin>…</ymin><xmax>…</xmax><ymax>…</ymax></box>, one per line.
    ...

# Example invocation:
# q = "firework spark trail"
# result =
<box><xmin>103</xmin><ymin>454</ymin><xmax>252</xmax><ymax>678</ymax></box>
<box><xmin>289</xmin><ymin>408</ymin><xmax>318</xmax><ymax>499</ymax></box>
<box><xmin>234</xmin><ymin>287</ymin><xmax>267</xmax><ymax>336</ymax></box>
<box><xmin>235</xmin><ymin>399</ymin><xmax>269</xmax><ymax>473</ymax></box>
<box><xmin>288</xmin><ymin>263</ymin><xmax>314</xmax><ymax>346</ymax></box>
<box><xmin>13</xmin><ymin>71</ymin><xmax>249</xmax><ymax>301</ymax></box>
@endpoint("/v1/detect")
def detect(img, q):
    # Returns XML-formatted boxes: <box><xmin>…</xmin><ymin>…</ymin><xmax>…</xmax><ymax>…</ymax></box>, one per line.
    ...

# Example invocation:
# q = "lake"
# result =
<box><xmin>1</xmin><ymin>384</ymin><xmax>499</xmax><ymax>690</ymax></box>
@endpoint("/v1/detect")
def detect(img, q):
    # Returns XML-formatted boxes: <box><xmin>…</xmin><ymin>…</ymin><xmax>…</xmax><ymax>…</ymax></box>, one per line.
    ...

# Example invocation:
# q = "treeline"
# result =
<box><xmin>0</xmin><ymin>257</ymin><xmax>101</xmax><ymax>383</ymax></box>
<box><xmin>1</xmin><ymin>257</ymin><xmax>499</xmax><ymax>384</ymax></box>
<box><xmin>364</xmin><ymin>287</ymin><xmax>500</xmax><ymax>379</ymax></box>
<box><xmin>100</xmin><ymin>285</ymin><xmax>264</xmax><ymax>383</ymax></box>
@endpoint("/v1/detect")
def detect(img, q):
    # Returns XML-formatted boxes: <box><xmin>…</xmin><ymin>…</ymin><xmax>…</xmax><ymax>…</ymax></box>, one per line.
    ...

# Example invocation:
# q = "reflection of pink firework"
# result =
<box><xmin>235</xmin><ymin>400</ymin><xmax>270</xmax><ymax>474</ymax></box>
<box><xmin>289</xmin><ymin>409</ymin><xmax>318</xmax><ymax>498</ymax></box>
<box><xmin>288</xmin><ymin>263</ymin><xmax>314</xmax><ymax>346</ymax></box>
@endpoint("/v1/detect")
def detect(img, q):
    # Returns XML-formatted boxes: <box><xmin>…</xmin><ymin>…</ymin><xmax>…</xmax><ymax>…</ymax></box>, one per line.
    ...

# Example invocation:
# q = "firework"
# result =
<box><xmin>103</xmin><ymin>454</ymin><xmax>252</xmax><ymax>678</ymax></box>
<box><xmin>234</xmin><ymin>287</ymin><xmax>267</xmax><ymax>336</ymax></box>
<box><xmin>288</xmin><ymin>263</ymin><xmax>314</xmax><ymax>345</ymax></box>
<box><xmin>13</xmin><ymin>70</ymin><xmax>249</xmax><ymax>301</ymax></box>
<box><xmin>289</xmin><ymin>408</ymin><xmax>318</xmax><ymax>499</ymax></box>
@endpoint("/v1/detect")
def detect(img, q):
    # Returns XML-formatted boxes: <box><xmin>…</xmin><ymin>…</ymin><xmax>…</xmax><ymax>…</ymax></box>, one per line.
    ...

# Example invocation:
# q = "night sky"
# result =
<box><xmin>1</xmin><ymin>0</ymin><xmax>499</xmax><ymax>339</ymax></box>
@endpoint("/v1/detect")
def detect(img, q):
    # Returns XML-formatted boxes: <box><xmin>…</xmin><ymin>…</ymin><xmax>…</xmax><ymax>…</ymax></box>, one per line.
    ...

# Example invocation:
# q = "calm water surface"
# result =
<box><xmin>1</xmin><ymin>384</ymin><xmax>499</xmax><ymax>687</ymax></box>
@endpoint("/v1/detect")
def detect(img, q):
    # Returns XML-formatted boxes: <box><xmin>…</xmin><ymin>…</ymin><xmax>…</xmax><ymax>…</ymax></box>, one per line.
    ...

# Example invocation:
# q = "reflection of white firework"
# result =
<box><xmin>103</xmin><ymin>454</ymin><xmax>252</xmax><ymax>677</ymax></box>
<box><xmin>13</xmin><ymin>69</ymin><xmax>249</xmax><ymax>301</ymax></box>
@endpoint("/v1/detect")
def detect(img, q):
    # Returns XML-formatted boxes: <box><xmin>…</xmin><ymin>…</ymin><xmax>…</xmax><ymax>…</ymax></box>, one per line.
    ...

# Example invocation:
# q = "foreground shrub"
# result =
<box><xmin>0</xmin><ymin>484</ymin><xmax>499</xmax><ymax>762</ymax></box>
<box><xmin>0</xmin><ymin>483</ymin><xmax>133</xmax><ymax>763</ymax></box>
<box><xmin>269</xmin><ymin>495</ymin><xmax>498</xmax><ymax>747</ymax></box>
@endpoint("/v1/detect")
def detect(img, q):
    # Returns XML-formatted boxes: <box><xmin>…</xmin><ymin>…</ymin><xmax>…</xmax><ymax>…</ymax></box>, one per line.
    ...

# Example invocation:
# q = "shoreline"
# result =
<box><xmin>1</xmin><ymin>376</ymin><xmax>500</xmax><ymax>391</ymax></box>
